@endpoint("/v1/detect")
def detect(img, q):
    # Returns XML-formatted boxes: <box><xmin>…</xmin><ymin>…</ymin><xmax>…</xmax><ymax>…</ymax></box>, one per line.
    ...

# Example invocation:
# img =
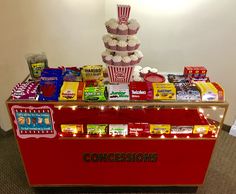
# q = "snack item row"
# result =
<box><xmin>60</xmin><ymin>123</ymin><xmax>211</xmax><ymax>136</ymax></box>
<box><xmin>103</xmin><ymin>34</ymin><xmax>140</xmax><ymax>51</ymax></box>
<box><xmin>102</xmin><ymin>50</ymin><xmax>143</xmax><ymax>66</ymax></box>
<box><xmin>105</xmin><ymin>18</ymin><xmax>140</xmax><ymax>35</ymax></box>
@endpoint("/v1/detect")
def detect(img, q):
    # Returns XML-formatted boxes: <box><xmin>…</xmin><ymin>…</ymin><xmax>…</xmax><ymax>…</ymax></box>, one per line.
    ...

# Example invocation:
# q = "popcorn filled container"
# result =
<box><xmin>107</xmin><ymin>64</ymin><xmax>135</xmax><ymax>83</ymax></box>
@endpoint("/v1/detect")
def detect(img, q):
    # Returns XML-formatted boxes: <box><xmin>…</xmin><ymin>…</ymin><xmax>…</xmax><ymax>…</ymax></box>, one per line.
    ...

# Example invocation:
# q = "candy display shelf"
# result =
<box><xmin>6</xmin><ymin>96</ymin><xmax>228</xmax><ymax>187</ymax></box>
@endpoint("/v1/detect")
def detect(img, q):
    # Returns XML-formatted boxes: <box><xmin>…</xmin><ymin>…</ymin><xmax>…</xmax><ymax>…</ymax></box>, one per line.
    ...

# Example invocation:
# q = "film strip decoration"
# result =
<box><xmin>117</xmin><ymin>4</ymin><xmax>131</xmax><ymax>24</ymax></box>
<box><xmin>11</xmin><ymin>105</ymin><xmax>56</xmax><ymax>139</ymax></box>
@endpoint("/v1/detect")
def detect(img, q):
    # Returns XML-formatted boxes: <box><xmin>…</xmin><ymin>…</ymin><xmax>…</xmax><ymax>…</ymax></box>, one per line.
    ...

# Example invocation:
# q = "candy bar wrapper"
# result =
<box><xmin>109</xmin><ymin>124</ymin><xmax>128</xmax><ymax>136</ymax></box>
<box><xmin>87</xmin><ymin>124</ymin><xmax>108</xmax><ymax>135</ymax></box>
<box><xmin>117</xmin><ymin>5</ymin><xmax>131</xmax><ymax>24</ymax></box>
<box><xmin>83</xmin><ymin>86</ymin><xmax>107</xmax><ymax>101</ymax></box>
<box><xmin>81</xmin><ymin>65</ymin><xmax>103</xmax><ymax>81</ymax></box>
<box><xmin>193</xmin><ymin>125</ymin><xmax>209</xmax><ymax>134</ymax></box>
<box><xmin>59</xmin><ymin>82</ymin><xmax>79</xmax><ymax>101</ymax></box>
<box><xmin>61</xmin><ymin>124</ymin><xmax>83</xmax><ymax>134</ymax></box>
<box><xmin>150</xmin><ymin>124</ymin><xmax>171</xmax><ymax>134</ymax></box>
<box><xmin>128</xmin><ymin>123</ymin><xmax>150</xmax><ymax>136</ymax></box>
<box><xmin>108</xmin><ymin>84</ymin><xmax>129</xmax><ymax>101</ymax></box>
<box><xmin>171</xmin><ymin>126</ymin><xmax>193</xmax><ymax>134</ymax></box>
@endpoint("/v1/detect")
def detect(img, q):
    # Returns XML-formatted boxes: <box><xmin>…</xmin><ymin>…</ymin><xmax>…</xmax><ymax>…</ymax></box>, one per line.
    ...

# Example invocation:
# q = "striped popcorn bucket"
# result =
<box><xmin>117</xmin><ymin>5</ymin><xmax>131</xmax><ymax>24</ymax></box>
<box><xmin>107</xmin><ymin>64</ymin><xmax>135</xmax><ymax>83</ymax></box>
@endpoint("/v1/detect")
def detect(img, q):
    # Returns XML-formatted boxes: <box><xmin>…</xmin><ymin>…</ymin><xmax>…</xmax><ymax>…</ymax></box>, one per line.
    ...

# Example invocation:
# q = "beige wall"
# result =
<box><xmin>1</xmin><ymin>0</ymin><xmax>235</xmax><ymax>130</ymax></box>
<box><xmin>0</xmin><ymin>0</ymin><xmax>105</xmax><ymax>130</ymax></box>
<box><xmin>107</xmin><ymin>0</ymin><xmax>236</xmax><ymax>125</ymax></box>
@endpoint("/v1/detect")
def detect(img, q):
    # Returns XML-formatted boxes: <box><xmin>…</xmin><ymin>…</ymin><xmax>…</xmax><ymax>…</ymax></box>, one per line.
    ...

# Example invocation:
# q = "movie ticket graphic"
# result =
<box><xmin>11</xmin><ymin>105</ymin><xmax>56</xmax><ymax>139</ymax></box>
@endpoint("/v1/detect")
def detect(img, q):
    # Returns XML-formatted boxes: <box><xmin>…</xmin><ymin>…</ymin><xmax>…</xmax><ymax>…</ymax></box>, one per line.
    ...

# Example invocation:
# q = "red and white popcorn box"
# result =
<box><xmin>107</xmin><ymin>64</ymin><xmax>135</xmax><ymax>83</ymax></box>
<box><xmin>117</xmin><ymin>5</ymin><xmax>131</xmax><ymax>24</ymax></box>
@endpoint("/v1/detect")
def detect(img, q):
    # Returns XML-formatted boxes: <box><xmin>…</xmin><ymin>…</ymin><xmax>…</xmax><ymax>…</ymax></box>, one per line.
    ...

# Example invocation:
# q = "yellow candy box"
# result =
<box><xmin>150</xmin><ymin>124</ymin><xmax>171</xmax><ymax>134</ymax></box>
<box><xmin>152</xmin><ymin>83</ymin><xmax>176</xmax><ymax>100</ymax></box>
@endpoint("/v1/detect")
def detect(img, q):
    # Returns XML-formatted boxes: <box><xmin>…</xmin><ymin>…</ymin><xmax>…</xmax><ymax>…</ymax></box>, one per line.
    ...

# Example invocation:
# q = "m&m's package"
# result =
<box><xmin>39</xmin><ymin>68</ymin><xmax>63</xmax><ymax>101</ymax></box>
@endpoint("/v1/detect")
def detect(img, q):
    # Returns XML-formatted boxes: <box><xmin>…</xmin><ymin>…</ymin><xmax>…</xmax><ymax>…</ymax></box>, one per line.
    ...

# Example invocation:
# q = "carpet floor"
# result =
<box><xmin>0</xmin><ymin>130</ymin><xmax>236</xmax><ymax>194</ymax></box>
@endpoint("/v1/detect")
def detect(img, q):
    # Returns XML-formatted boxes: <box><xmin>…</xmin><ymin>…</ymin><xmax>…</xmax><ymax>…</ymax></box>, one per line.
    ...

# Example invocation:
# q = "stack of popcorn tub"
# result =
<box><xmin>102</xmin><ymin>5</ymin><xmax>143</xmax><ymax>83</ymax></box>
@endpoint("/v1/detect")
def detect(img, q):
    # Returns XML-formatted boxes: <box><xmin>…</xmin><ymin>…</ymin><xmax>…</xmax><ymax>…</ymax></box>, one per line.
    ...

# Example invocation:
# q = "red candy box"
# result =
<box><xmin>128</xmin><ymin>123</ymin><xmax>150</xmax><ymax>136</ymax></box>
<box><xmin>129</xmin><ymin>82</ymin><xmax>153</xmax><ymax>100</ymax></box>
<box><xmin>184</xmin><ymin>66</ymin><xmax>207</xmax><ymax>79</ymax></box>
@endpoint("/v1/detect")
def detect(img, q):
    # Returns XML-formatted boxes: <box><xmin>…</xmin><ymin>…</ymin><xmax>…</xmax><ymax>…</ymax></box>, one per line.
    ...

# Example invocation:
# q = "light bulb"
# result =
<box><xmin>100</xmin><ymin>106</ymin><xmax>105</xmax><ymax>110</ymax></box>
<box><xmin>71</xmin><ymin>106</ymin><xmax>77</xmax><ymax>110</ymax></box>
<box><xmin>212</xmin><ymin>106</ymin><xmax>217</xmax><ymax>111</ymax></box>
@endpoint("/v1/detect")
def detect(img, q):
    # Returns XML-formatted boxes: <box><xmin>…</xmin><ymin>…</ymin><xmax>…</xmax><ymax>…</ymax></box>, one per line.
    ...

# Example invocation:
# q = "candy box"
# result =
<box><xmin>175</xmin><ymin>83</ymin><xmax>201</xmax><ymax>101</ymax></box>
<box><xmin>193</xmin><ymin>125</ymin><xmax>209</xmax><ymax>134</ymax></box>
<box><xmin>129</xmin><ymin>82</ymin><xmax>153</xmax><ymax>100</ymax></box>
<box><xmin>108</xmin><ymin>84</ymin><xmax>130</xmax><ymax>101</ymax></box>
<box><xmin>61</xmin><ymin>124</ymin><xmax>83</xmax><ymax>134</ymax></box>
<box><xmin>109</xmin><ymin>124</ymin><xmax>128</xmax><ymax>136</ymax></box>
<box><xmin>196</xmin><ymin>82</ymin><xmax>218</xmax><ymax>101</ymax></box>
<box><xmin>199</xmin><ymin>66</ymin><xmax>207</xmax><ymax>78</ymax></box>
<box><xmin>83</xmin><ymin>86</ymin><xmax>107</xmax><ymax>101</ymax></box>
<box><xmin>152</xmin><ymin>83</ymin><xmax>176</xmax><ymax>100</ymax></box>
<box><xmin>77</xmin><ymin>82</ymin><xmax>85</xmax><ymax>100</ymax></box>
<box><xmin>184</xmin><ymin>66</ymin><xmax>207</xmax><ymax>78</ymax></box>
<box><xmin>128</xmin><ymin>123</ymin><xmax>150</xmax><ymax>136</ymax></box>
<box><xmin>171</xmin><ymin>126</ymin><xmax>193</xmax><ymax>134</ymax></box>
<box><xmin>184</xmin><ymin>66</ymin><xmax>194</xmax><ymax>78</ymax></box>
<box><xmin>150</xmin><ymin>124</ymin><xmax>171</xmax><ymax>134</ymax></box>
<box><xmin>81</xmin><ymin>65</ymin><xmax>103</xmax><ymax>81</ymax></box>
<box><xmin>211</xmin><ymin>82</ymin><xmax>224</xmax><ymax>101</ymax></box>
<box><xmin>59</xmin><ymin>81</ymin><xmax>79</xmax><ymax>101</ymax></box>
<box><xmin>87</xmin><ymin>124</ymin><xmax>108</xmax><ymax>135</ymax></box>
